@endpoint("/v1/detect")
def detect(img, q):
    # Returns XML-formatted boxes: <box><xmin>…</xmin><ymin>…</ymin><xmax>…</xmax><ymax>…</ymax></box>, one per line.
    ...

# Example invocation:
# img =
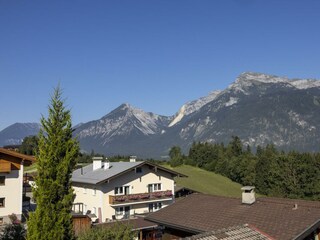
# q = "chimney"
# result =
<box><xmin>130</xmin><ymin>156</ymin><xmax>137</xmax><ymax>162</ymax></box>
<box><xmin>92</xmin><ymin>156</ymin><xmax>103</xmax><ymax>170</ymax></box>
<box><xmin>104</xmin><ymin>157</ymin><xmax>110</xmax><ymax>170</ymax></box>
<box><xmin>241</xmin><ymin>186</ymin><xmax>256</xmax><ymax>205</ymax></box>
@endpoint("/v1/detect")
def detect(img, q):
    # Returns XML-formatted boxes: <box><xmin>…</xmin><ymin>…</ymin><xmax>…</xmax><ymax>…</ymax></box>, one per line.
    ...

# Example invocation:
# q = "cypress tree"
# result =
<box><xmin>27</xmin><ymin>87</ymin><xmax>79</xmax><ymax>240</ymax></box>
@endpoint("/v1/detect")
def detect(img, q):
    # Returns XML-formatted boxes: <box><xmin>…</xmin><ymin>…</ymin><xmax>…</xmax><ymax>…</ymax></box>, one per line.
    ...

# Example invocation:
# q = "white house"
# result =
<box><xmin>71</xmin><ymin>156</ymin><xmax>186</xmax><ymax>223</ymax></box>
<box><xmin>0</xmin><ymin>148</ymin><xmax>35</xmax><ymax>224</ymax></box>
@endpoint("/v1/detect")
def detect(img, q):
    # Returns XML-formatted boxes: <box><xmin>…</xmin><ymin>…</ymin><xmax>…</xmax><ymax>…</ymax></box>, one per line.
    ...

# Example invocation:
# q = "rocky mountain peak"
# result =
<box><xmin>226</xmin><ymin>72</ymin><xmax>320</xmax><ymax>95</ymax></box>
<box><xmin>169</xmin><ymin>90</ymin><xmax>222</xmax><ymax>127</ymax></box>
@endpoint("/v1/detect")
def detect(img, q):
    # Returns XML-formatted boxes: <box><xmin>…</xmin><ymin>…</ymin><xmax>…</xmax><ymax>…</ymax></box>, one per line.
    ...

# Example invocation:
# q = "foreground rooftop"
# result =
<box><xmin>146</xmin><ymin>193</ymin><xmax>320</xmax><ymax>240</ymax></box>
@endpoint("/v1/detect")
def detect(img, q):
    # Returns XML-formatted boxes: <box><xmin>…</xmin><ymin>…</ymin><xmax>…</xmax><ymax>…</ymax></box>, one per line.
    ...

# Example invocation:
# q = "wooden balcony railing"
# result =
<box><xmin>109</xmin><ymin>190</ymin><xmax>173</xmax><ymax>205</ymax></box>
<box><xmin>0</xmin><ymin>162</ymin><xmax>11</xmax><ymax>173</ymax></box>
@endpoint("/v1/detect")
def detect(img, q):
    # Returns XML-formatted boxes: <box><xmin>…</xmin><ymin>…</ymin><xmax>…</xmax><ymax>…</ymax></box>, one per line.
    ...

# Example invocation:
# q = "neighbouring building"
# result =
<box><xmin>182</xmin><ymin>224</ymin><xmax>272</xmax><ymax>240</ymax></box>
<box><xmin>174</xmin><ymin>185</ymin><xmax>198</xmax><ymax>199</ymax></box>
<box><xmin>71</xmin><ymin>156</ymin><xmax>186</xmax><ymax>223</ymax></box>
<box><xmin>98</xmin><ymin>215</ymin><xmax>161</xmax><ymax>240</ymax></box>
<box><xmin>146</xmin><ymin>187</ymin><xmax>320</xmax><ymax>240</ymax></box>
<box><xmin>0</xmin><ymin>148</ymin><xmax>35</xmax><ymax>224</ymax></box>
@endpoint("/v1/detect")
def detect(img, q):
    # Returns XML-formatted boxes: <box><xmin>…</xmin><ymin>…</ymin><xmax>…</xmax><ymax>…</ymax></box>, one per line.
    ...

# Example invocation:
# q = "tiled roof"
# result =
<box><xmin>72</xmin><ymin>161</ymin><xmax>187</xmax><ymax>185</ymax></box>
<box><xmin>146</xmin><ymin>193</ymin><xmax>320</xmax><ymax>240</ymax></box>
<box><xmin>97</xmin><ymin>216</ymin><xmax>158</xmax><ymax>231</ymax></box>
<box><xmin>183</xmin><ymin>224</ymin><xmax>272</xmax><ymax>240</ymax></box>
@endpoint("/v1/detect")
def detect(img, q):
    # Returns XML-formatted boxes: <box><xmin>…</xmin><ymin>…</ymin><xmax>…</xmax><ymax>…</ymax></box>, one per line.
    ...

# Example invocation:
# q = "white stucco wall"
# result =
<box><xmin>0</xmin><ymin>167</ymin><xmax>23</xmax><ymax>224</ymax></box>
<box><xmin>101</xmin><ymin>165</ymin><xmax>174</xmax><ymax>221</ymax></box>
<box><xmin>73</xmin><ymin>184</ymin><xmax>103</xmax><ymax>218</ymax></box>
<box><xmin>72</xmin><ymin>164</ymin><xmax>175</xmax><ymax>222</ymax></box>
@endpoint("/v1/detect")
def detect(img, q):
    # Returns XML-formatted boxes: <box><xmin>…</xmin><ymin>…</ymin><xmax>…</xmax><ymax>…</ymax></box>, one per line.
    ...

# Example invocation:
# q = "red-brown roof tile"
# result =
<box><xmin>183</xmin><ymin>224</ymin><xmax>273</xmax><ymax>240</ymax></box>
<box><xmin>97</xmin><ymin>216</ymin><xmax>158</xmax><ymax>231</ymax></box>
<box><xmin>146</xmin><ymin>193</ymin><xmax>320</xmax><ymax>240</ymax></box>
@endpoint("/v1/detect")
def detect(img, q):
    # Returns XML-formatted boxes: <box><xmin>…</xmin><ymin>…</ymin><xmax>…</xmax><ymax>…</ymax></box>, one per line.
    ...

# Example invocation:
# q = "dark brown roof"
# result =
<box><xmin>146</xmin><ymin>193</ymin><xmax>320</xmax><ymax>240</ymax></box>
<box><xmin>183</xmin><ymin>224</ymin><xmax>272</xmax><ymax>240</ymax></box>
<box><xmin>175</xmin><ymin>185</ymin><xmax>198</xmax><ymax>193</ymax></box>
<box><xmin>98</xmin><ymin>216</ymin><xmax>158</xmax><ymax>231</ymax></box>
<box><xmin>0</xmin><ymin>147</ymin><xmax>36</xmax><ymax>165</ymax></box>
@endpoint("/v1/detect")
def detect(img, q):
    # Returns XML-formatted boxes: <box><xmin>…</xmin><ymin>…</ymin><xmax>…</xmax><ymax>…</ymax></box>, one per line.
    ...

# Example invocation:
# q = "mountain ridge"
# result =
<box><xmin>1</xmin><ymin>72</ymin><xmax>320</xmax><ymax>158</ymax></box>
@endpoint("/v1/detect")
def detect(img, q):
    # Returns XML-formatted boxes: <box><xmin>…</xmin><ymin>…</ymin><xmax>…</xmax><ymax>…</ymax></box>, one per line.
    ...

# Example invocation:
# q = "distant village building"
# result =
<box><xmin>71</xmin><ymin>156</ymin><xmax>186</xmax><ymax>223</ymax></box>
<box><xmin>0</xmin><ymin>148</ymin><xmax>35</xmax><ymax>224</ymax></box>
<box><xmin>174</xmin><ymin>185</ymin><xmax>198</xmax><ymax>199</ymax></box>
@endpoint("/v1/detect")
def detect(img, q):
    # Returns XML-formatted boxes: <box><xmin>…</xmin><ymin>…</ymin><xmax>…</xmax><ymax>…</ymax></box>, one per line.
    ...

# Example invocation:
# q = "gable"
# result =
<box><xmin>72</xmin><ymin>161</ymin><xmax>186</xmax><ymax>185</ymax></box>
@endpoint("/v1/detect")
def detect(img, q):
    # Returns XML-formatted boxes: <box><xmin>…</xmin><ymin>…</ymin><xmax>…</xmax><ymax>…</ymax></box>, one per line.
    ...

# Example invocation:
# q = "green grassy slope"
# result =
<box><xmin>24</xmin><ymin>163</ymin><xmax>37</xmax><ymax>173</ymax></box>
<box><xmin>170</xmin><ymin>165</ymin><xmax>243</xmax><ymax>198</ymax></box>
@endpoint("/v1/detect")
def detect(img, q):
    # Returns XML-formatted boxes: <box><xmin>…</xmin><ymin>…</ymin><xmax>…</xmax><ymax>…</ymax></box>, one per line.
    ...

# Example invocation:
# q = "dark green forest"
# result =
<box><xmin>20</xmin><ymin>135</ymin><xmax>320</xmax><ymax>200</ymax></box>
<box><xmin>169</xmin><ymin>136</ymin><xmax>320</xmax><ymax>200</ymax></box>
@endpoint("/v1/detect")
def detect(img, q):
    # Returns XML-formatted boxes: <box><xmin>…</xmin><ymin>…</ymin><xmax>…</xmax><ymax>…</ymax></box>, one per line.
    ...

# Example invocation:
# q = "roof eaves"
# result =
<box><xmin>72</xmin><ymin>179</ymin><xmax>98</xmax><ymax>185</ymax></box>
<box><xmin>292</xmin><ymin>218</ymin><xmax>320</xmax><ymax>240</ymax></box>
<box><xmin>145</xmin><ymin>217</ymin><xmax>202</xmax><ymax>234</ymax></box>
<box><xmin>0</xmin><ymin>147</ymin><xmax>36</xmax><ymax>163</ymax></box>
<box><xmin>95</xmin><ymin>161</ymin><xmax>187</xmax><ymax>185</ymax></box>
<box><xmin>143</xmin><ymin>161</ymin><xmax>188</xmax><ymax>178</ymax></box>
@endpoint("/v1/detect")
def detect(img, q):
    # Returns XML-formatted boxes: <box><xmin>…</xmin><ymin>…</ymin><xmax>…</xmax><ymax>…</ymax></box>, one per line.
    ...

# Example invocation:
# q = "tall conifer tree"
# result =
<box><xmin>27</xmin><ymin>87</ymin><xmax>79</xmax><ymax>240</ymax></box>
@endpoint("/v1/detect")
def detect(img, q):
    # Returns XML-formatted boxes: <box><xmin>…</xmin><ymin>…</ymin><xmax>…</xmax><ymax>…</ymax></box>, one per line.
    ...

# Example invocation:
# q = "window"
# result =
<box><xmin>115</xmin><ymin>206</ymin><xmax>124</xmax><ymax>216</ymax></box>
<box><xmin>115</xmin><ymin>186</ymin><xmax>130</xmax><ymax>195</ymax></box>
<box><xmin>83</xmin><ymin>188</ymin><xmax>87</xmax><ymax>194</ymax></box>
<box><xmin>149</xmin><ymin>202</ymin><xmax>162</xmax><ymax>212</ymax></box>
<box><xmin>92</xmin><ymin>188</ymin><xmax>96</xmax><ymax>196</ymax></box>
<box><xmin>0</xmin><ymin>198</ymin><xmax>5</xmax><ymax>208</ymax></box>
<box><xmin>135</xmin><ymin>167</ymin><xmax>142</xmax><ymax>173</ymax></box>
<box><xmin>93</xmin><ymin>207</ymin><xmax>96</xmax><ymax>215</ymax></box>
<box><xmin>154</xmin><ymin>183</ymin><xmax>161</xmax><ymax>191</ymax></box>
<box><xmin>0</xmin><ymin>176</ymin><xmax>5</xmax><ymax>186</ymax></box>
<box><xmin>116</xmin><ymin>206</ymin><xmax>130</xmax><ymax>217</ymax></box>
<box><xmin>148</xmin><ymin>183</ymin><xmax>161</xmax><ymax>192</ymax></box>
<box><xmin>115</xmin><ymin>187</ymin><xmax>123</xmax><ymax>195</ymax></box>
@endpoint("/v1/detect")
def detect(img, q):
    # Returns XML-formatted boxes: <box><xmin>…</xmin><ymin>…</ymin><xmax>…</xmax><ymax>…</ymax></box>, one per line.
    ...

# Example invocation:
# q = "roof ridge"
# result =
<box><xmin>258</xmin><ymin>197</ymin><xmax>320</xmax><ymax>208</ymax></box>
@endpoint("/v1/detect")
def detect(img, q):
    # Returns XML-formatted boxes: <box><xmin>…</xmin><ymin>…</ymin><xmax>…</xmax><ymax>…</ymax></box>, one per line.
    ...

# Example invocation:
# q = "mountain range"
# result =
<box><xmin>1</xmin><ymin>72</ymin><xmax>320</xmax><ymax>158</ymax></box>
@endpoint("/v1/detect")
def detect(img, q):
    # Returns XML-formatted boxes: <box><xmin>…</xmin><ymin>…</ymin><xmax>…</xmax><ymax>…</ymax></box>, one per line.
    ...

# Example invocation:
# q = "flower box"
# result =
<box><xmin>140</xmin><ymin>194</ymin><xmax>150</xmax><ymax>199</ymax></box>
<box><xmin>115</xmin><ymin>196</ymin><xmax>127</xmax><ymax>202</ymax></box>
<box><xmin>152</xmin><ymin>192</ymin><xmax>163</xmax><ymax>198</ymax></box>
<box><xmin>164</xmin><ymin>191</ymin><xmax>173</xmax><ymax>197</ymax></box>
<box><xmin>128</xmin><ymin>195</ymin><xmax>139</xmax><ymax>200</ymax></box>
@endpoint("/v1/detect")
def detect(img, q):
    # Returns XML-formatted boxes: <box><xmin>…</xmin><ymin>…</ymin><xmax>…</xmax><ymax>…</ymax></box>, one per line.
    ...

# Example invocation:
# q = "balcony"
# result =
<box><xmin>109</xmin><ymin>190</ymin><xmax>173</xmax><ymax>205</ymax></box>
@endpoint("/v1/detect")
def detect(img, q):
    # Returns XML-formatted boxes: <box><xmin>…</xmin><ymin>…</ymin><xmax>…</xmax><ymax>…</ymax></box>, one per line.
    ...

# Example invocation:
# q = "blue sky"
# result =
<box><xmin>1</xmin><ymin>0</ymin><xmax>320</xmax><ymax>131</ymax></box>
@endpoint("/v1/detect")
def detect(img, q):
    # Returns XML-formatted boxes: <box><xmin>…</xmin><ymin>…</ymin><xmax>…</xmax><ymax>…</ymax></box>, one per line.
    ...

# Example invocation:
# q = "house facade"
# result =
<box><xmin>0</xmin><ymin>148</ymin><xmax>35</xmax><ymax>224</ymax></box>
<box><xmin>72</xmin><ymin>157</ymin><xmax>185</xmax><ymax>223</ymax></box>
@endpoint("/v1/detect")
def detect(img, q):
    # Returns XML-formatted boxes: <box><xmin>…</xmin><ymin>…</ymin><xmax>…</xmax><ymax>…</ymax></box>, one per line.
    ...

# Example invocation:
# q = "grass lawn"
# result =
<box><xmin>169</xmin><ymin>165</ymin><xmax>243</xmax><ymax>198</ymax></box>
<box><xmin>24</xmin><ymin>163</ymin><xmax>37</xmax><ymax>173</ymax></box>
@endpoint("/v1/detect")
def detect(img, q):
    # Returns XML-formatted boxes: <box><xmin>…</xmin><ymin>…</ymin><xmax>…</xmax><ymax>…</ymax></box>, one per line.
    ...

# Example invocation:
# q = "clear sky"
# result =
<box><xmin>1</xmin><ymin>0</ymin><xmax>320</xmax><ymax>131</ymax></box>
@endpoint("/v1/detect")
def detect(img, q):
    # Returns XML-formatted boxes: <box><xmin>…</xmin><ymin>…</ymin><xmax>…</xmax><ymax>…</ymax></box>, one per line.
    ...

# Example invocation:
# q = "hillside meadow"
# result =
<box><xmin>167</xmin><ymin>164</ymin><xmax>244</xmax><ymax>198</ymax></box>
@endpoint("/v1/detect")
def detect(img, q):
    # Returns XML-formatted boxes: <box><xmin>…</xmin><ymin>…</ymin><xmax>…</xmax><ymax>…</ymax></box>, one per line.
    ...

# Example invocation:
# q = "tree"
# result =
<box><xmin>27</xmin><ymin>87</ymin><xmax>79</xmax><ymax>240</ymax></box>
<box><xmin>78</xmin><ymin>222</ymin><xmax>135</xmax><ymax>240</ymax></box>
<box><xmin>169</xmin><ymin>146</ymin><xmax>183</xmax><ymax>167</ymax></box>
<box><xmin>19</xmin><ymin>135</ymin><xmax>39</xmax><ymax>155</ymax></box>
<box><xmin>227</xmin><ymin>136</ymin><xmax>243</xmax><ymax>158</ymax></box>
<box><xmin>0</xmin><ymin>214</ymin><xmax>26</xmax><ymax>240</ymax></box>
